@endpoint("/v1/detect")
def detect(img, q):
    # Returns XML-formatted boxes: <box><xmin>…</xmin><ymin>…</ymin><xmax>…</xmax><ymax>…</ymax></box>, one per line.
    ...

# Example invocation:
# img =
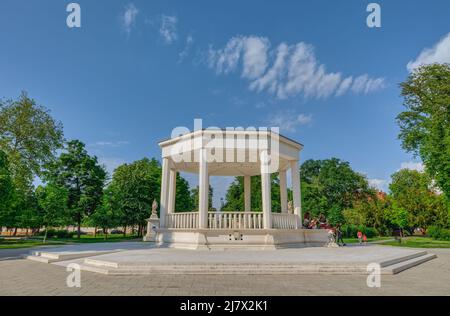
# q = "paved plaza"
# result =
<box><xmin>0</xmin><ymin>246</ymin><xmax>449</xmax><ymax>296</ymax></box>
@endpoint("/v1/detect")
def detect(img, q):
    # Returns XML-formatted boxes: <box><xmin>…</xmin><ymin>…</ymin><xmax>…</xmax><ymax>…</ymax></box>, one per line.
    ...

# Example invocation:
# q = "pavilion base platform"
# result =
<box><xmin>152</xmin><ymin>228</ymin><xmax>329</xmax><ymax>250</ymax></box>
<box><xmin>73</xmin><ymin>246</ymin><xmax>436</xmax><ymax>275</ymax></box>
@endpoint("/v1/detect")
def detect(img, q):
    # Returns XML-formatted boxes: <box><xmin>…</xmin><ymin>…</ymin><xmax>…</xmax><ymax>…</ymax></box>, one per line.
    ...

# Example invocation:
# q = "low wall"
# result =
<box><xmin>153</xmin><ymin>228</ymin><xmax>329</xmax><ymax>250</ymax></box>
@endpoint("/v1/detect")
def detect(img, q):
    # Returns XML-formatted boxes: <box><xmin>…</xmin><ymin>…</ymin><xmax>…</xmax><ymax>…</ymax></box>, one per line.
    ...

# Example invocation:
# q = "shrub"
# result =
<box><xmin>427</xmin><ymin>226</ymin><xmax>441</xmax><ymax>239</ymax></box>
<box><xmin>427</xmin><ymin>226</ymin><xmax>450</xmax><ymax>241</ymax></box>
<box><xmin>342</xmin><ymin>224</ymin><xmax>379</xmax><ymax>238</ymax></box>
<box><xmin>37</xmin><ymin>229</ymin><xmax>74</xmax><ymax>239</ymax></box>
<box><xmin>55</xmin><ymin>230</ymin><xmax>75</xmax><ymax>238</ymax></box>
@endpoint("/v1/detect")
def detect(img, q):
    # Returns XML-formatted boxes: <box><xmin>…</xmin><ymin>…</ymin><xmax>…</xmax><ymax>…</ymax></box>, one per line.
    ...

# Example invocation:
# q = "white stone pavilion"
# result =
<box><xmin>145</xmin><ymin>129</ymin><xmax>327</xmax><ymax>249</ymax></box>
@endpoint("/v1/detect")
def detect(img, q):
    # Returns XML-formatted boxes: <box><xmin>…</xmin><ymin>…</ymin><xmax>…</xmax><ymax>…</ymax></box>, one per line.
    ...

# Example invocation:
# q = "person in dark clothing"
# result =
<box><xmin>336</xmin><ymin>224</ymin><xmax>346</xmax><ymax>246</ymax></box>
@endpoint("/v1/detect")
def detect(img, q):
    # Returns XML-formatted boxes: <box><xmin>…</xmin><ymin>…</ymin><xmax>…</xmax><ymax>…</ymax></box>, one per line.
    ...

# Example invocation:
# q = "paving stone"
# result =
<box><xmin>0</xmin><ymin>248</ymin><xmax>449</xmax><ymax>295</ymax></box>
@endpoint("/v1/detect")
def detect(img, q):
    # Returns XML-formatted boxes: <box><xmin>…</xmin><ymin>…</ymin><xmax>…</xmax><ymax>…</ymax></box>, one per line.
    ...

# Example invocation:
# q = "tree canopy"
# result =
<box><xmin>36</xmin><ymin>184</ymin><xmax>69</xmax><ymax>242</ymax></box>
<box><xmin>301</xmin><ymin>158</ymin><xmax>371</xmax><ymax>224</ymax></box>
<box><xmin>0</xmin><ymin>150</ymin><xmax>14</xmax><ymax>227</ymax></box>
<box><xmin>221</xmin><ymin>175</ymin><xmax>281</xmax><ymax>212</ymax></box>
<box><xmin>397</xmin><ymin>63</ymin><xmax>450</xmax><ymax>199</ymax></box>
<box><xmin>389</xmin><ymin>168</ymin><xmax>448</xmax><ymax>229</ymax></box>
<box><xmin>0</xmin><ymin>92</ymin><xmax>64</xmax><ymax>191</ymax></box>
<box><xmin>45</xmin><ymin>140</ymin><xmax>106</xmax><ymax>237</ymax></box>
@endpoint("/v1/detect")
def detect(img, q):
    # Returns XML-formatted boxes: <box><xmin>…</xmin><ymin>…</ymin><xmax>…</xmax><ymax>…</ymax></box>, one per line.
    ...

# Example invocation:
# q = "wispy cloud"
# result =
<box><xmin>159</xmin><ymin>14</ymin><xmax>178</xmax><ymax>44</ymax></box>
<box><xmin>399</xmin><ymin>161</ymin><xmax>425</xmax><ymax>172</ymax></box>
<box><xmin>407</xmin><ymin>32</ymin><xmax>450</xmax><ymax>71</ymax></box>
<box><xmin>90</xmin><ymin>140</ymin><xmax>130</xmax><ymax>148</ymax></box>
<box><xmin>207</xmin><ymin>35</ymin><xmax>385</xmax><ymax>99</ymax></box>
<box><xmin>121</xmin><ymin>3</ymin><xmax>139</xmax><ymax>35</ymax></box>
<box><xmin>178</xmin><ymin>35</ymin><xmax>194</xmax><ymax>62</ymax></box>
<box><xmin>368</xmin><ymin>178</ymin><xmax>387</xmax><ymax>191</ymax></box>
<box><xmin>268</xmin><ymin>111</ymin><xmax>312</xmax><ymax>132</ymax></box>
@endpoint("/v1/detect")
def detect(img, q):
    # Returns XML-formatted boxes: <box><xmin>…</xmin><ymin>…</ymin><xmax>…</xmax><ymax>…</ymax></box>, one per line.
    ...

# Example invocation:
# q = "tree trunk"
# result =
<box><xmin>43</xmin><ymin>227</ymin><xmax>48</xmax><ymax>244</ymax></box>
<box><xmin>123</xmin><ymin>225</ymin><xmax>126</xmax><ymax>237</ymax></box>
<box><xmin>77</xmin><ymin>216</ymin><xmax>81</xmax><ymax>239</ymax></box>
<box><xmin>13</xmin><ymin>227</ymin><xmax>17</xmax><ymax>236</ymax></box>
<box><xmin>94</xmin><ymin>226</ymin><xmax>97</xmax><ymax>238</ymax></box>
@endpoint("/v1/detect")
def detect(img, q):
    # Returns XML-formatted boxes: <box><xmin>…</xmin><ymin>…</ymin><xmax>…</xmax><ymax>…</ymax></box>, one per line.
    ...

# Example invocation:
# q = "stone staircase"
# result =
<box><xmin>26</xmin><ymin>250</ymin><xmax>114</xmax><ymax>263</ymax></box>
<box><xmin>77</xmin><ymin>250</ymin><xmax>436</xmax><ymax>275</ymax></box>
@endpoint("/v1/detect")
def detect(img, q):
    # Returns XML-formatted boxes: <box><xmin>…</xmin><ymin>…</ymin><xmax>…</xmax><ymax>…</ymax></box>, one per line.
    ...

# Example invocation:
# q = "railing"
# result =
<box><xmin>166</xmin><ymin>212</ymin><xmax>299</xmax><ymax>230</ymax></box>
<box><xmin>166</xmin><ymin>212</ymin><xmax>198</xmax><ymax>229</ymax></box>
<box><xmin>208</xmin><ymin>212</ymin><xmax>264</xmax><ymax>229</ymax></box>
<box><xmin>271</xmin><ymin>213</ymin><xmax>298</xmax><ymax>229</ymax></box>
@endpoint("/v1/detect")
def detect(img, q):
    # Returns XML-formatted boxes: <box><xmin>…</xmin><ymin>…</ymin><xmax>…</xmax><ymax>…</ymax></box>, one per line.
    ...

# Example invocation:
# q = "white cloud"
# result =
<box><xmin>368</xmin><ymin>178</ymin><xmax>387</xmax><ymax>191</ymax></box>
<box><xmin>268</xmin><ymin>112</ymin><xmax>312</xmax><ymax>133</ymax></box>
<box><xmin>400</xmin><ymin>161</ymin><xmax>425</xmax><ymax>172</ymax></box>
<box><xmin>121</xmin><ymin>3</ymin><xmax>139</xmax><ymax>34</ymax></box>
<box><xmin>159</xmin><ymin>15</ymin><xmax>178</xmax><ymax>44</ymax></box>
<box><xmin>178</xmin><ymin>35</ymin><xmax>194</xmax><ymax>62</ymax></box>
<box><xmin>90</xmin><ymin>140</ymin><xmax>130</xmax><ymax>148</ymax></box>
<box><xmin>407</xmin><ymin>32</ymin><xmax>450</xmax><ymax>71</ymax></box>
<box><xmin>336</xmin><ymin>76</ymin><xmax>353</xmax><ymax>96</ymax></box>
<box><xmin>351</xmin><ymin>75</ymin><xmax>385</xmax><ymax>94</ymax></box>
<box><xmin>208</xmin><ymin>35</ymin><xmax>385</xmax><ymax>99</ymax></box>
<box><xmin>241</xmin><ymin>37</ymin><xmax>270</xmax><ymax>79</ymax></box>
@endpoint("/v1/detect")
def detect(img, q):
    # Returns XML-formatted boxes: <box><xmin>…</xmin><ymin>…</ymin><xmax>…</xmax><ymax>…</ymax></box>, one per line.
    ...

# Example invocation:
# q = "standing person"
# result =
<box><xmin>363</xmin><ymin>234</ymin><xmax>368</xmax><ymax>245</ymax></box>
<box><xmin>336</xmin><ymin>224</ymin><xmax>346</xmax><ymax>246</ymax></box>
<box><xmin>357</xmin><ymin>230</ymin><xmax>363</xmax><ymax>244</ymax></box>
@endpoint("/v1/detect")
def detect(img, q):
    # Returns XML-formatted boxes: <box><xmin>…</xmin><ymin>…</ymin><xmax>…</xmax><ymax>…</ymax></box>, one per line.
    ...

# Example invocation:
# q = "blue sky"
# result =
<box><xmin>1</xmin><ymin>0</ymin><xmax>449</xmax><ymax>207</ymax></box>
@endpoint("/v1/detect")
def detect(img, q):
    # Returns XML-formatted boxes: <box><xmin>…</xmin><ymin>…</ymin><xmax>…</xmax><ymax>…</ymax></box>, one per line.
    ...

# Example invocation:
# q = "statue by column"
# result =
<box><xmin>143</xmin><ymin>199</ymin><xmax>160</xmax><ymax>242</ymax></box>
<box><xmin>151</xmin><ymin>199</ymin><xmax>159</xmax><ymax>219</ymax></box>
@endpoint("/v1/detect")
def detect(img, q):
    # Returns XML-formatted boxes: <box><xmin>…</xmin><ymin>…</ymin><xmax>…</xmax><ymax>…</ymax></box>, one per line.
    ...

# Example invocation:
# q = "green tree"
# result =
<box><xmin>342</xmin><ymin>193</ymin><xmax>391</xmax><ymax>234</ymax></box>
<box><xmin>301</xmin><ymin>158</ymin><xmax>370</xmax><ymax>225</ymax></box>
<box><xmin>45</xmin><ymin>140</ymin><xmax>106</xmax><ymax>238</ymax></box>
<box><xmin>384</xmin><ymin>204</ymin><xmax>409</xmax><ymax>238</ymax></box>
<box><xmin>0</xmin><ymin>150</ymin><xmax>14</xmax><ymax>229</ymax></box>
<box><xmin>221</xmin><ymin>175</ymin><xmax>281</xmax><ymax>212</ymax></box>
<box><xmin>36</xmin><ymin>184</ymin><xmax>68</xmax><ymax>243</ymax></box>
<box><xmin>0</xmin><ymin>92</ymin><xmax>64</xmax><ymax>192</ymax></box>
<box><xmin>88</xmin><ymin>188</ymin><xmax>122</xmax><ymax>238</ymax></box>
<box><xmin>389</xmin><ymin>168</ymin><xmax>448</xmax><ymax>230</ymax></box>
<box><xmin>109</xmin><ymin>158</ymin><xmax>161</xmax><ymax>236</ymax></box>
<box><xmin>176</xmin><ymin>174</ymin><xmax>195</xmax><ymax>212</ymax></box>
<box><xmin>191</xmin><ymin>185</ymin><xmax>214</xmax><ymax>211</ymax></box>
<box><xmin>397</xmin><ymin>63</ymin><xmax>450</xmax><ymax>198</ymax></box>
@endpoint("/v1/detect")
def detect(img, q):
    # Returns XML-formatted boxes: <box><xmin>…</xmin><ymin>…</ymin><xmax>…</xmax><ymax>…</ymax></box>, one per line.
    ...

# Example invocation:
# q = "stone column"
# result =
<box><xmin>279</xmin><ymin>169</ymin><xmax>288</xmax><ymax>213</ymax></box>
<box><xmin>167</xmin><ymin>169</ymin><xmax>177</xmax><ymax>214</ymax></box>
<box><xmin>198</xmin><ymin>148</ymin><xmax>209</xmax><ymax>229</ymax></box>
<box><xmin>159</xmin><ymin>158</ymin><xmax>170</xmax><ymax>228</ymax></box>
<box><xmin>244</xmin><ymin>175</ymin><xmax>251</xmax><ymax>212</ymax></box>
<box><xmin>260</xmin><ymin>151</ymin><xmax>272</xmax><ymax>229</ymax></box>
<box><xmin>290</xmin><ymin>160</ymin><xmax>302</xmax><ymax>228</ymax></box>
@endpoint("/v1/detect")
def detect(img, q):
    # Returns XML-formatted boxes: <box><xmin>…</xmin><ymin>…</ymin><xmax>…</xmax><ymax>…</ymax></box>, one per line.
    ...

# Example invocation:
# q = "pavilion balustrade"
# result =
<box><xmin>208</xmin><ymin>212</ymin><xmax>264</xmax><ymax>229</ymax></box>
<box><xmin>166</xmin><ymin>212</ymin><xmax>199</xmax><ymax>229</ymax></box>
<box><xmin>271</xmin><ymin>213</ymin><xmax>299</xmax><ymax>229</ymax></box>
<box><xmin>166</xmin><ymin>212</ymin><xmax>299</xmax><ymax>230</ymax></box>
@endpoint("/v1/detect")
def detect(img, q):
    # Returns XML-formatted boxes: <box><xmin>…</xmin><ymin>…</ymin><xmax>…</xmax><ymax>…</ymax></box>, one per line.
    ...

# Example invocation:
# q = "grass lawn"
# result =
<box><xmin>380</xmin><ymin>236</ymin><xmax>450</xmax><ymax>248</ymax></box>
<box><xmin>0</xmin><ymin>234</ymin><xmax>141</xmax><ymax>249</ymax></box>
<box><xmin>0</xmin><ymin>239</ymin><xmax>65</xmax><ymax>249</ymax></box>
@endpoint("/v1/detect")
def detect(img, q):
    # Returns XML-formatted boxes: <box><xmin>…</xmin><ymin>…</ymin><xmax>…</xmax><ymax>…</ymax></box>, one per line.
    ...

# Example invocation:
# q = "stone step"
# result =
<box><xmin>79</xmin><ymin>251</ymin><xmax>437</xmax><ymax>275</ymax></box>
<box><xmin>379</xmin><ymin>250</ymin><xmax>428</xmax><ymax>268</ymax></box>
<box><xmin>381</xmin><ymin>253</ymin><xmax>437</xmax><ymax>275</ymax></box>
<box><xmin>26</xmin><ymin>251</ymin><xmax>117</xmax><ymax>263</ymax></box>
<box><xmin>25</xmin><ymin>255</ymin><xmax>52</xmax><ymax>263</ymax></box>
<box><xmin>79</xmin><ymin>263</ymin><xmax>370</xmax><ymax>275</ymax></box>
